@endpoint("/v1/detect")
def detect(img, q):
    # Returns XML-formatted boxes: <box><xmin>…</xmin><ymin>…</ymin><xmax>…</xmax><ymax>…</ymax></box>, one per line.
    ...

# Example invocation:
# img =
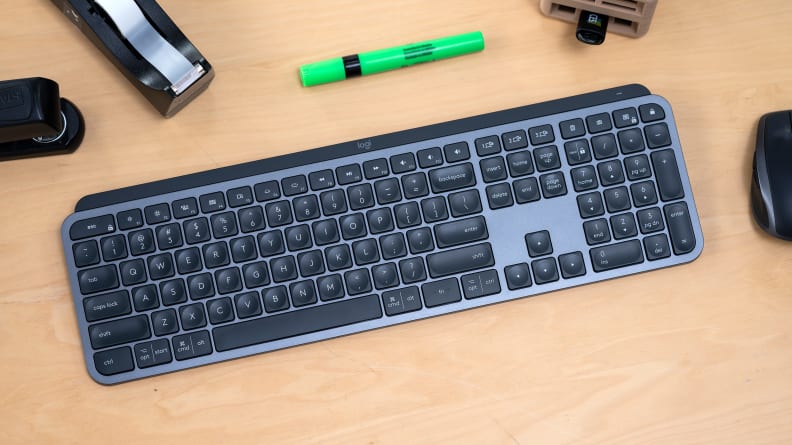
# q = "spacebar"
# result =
<box><xmin>213</xmin><ymin>295</ymin><xmax>383</xmax><ymax>352</ymax></box>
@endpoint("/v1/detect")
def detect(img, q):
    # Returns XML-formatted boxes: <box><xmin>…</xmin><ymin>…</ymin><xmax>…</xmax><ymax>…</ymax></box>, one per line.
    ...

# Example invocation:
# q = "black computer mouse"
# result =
<box><xmin>752</xmin><ymin>110</ymin><xmax>792</xmax><ymax>240</ymax></box>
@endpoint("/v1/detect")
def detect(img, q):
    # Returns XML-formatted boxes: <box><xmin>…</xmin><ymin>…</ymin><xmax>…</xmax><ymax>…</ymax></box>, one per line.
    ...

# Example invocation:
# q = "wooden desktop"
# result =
<box><xmin>2</xmin><ymin>0</ymin><xmax>791</xmax><ymax>443</ymax></box>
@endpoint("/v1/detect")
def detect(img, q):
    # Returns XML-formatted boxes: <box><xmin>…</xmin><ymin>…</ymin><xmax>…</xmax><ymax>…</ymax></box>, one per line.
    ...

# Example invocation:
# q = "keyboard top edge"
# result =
<box><xmin>74</xmin><ymin>84</ymin><xmax>651</xmax><ymax>212</ymax></box>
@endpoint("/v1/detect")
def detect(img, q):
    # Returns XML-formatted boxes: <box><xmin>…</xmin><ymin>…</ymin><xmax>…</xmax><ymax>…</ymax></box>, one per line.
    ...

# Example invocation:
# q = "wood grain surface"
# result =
<box><xmin>1</xmin><ymin>0</ymin><xmax>791</xmax><ymax>443</ymax></box>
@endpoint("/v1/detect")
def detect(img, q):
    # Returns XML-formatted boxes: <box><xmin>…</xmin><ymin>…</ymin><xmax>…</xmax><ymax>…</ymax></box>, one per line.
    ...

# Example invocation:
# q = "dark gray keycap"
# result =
<box><xmin>513</xmin><ymin>178</ymin><xmax>541</xmax><ymax>204</ymax></box>
<box><xmin>70</xmin><ymin>214</ymin><xmax>116</xmax><ymax>240</ymax></box>
<box><xmin>428</xmin><ymin>163</ymin><xmax>476</xmax><ymax>193</ymax></box>
<box><xmin>390</xmin><ymin>152</ymin><xmax>417</xmax><ymax>173</ymax></box>
<box><xmin>591</xmin><ymin>134</ymin><xmax>618</xmax><ymax>159</ymax></box>
<box><xmin>652</xmin><ymin>150</ymin><xmax>685</xmax><ymax>201</ymax></box>
<box><xmin>571</xmin><ymin>165</ymin><xmax>598</xmax><ymax>192</ymax></box>
<box><xmin>353</xmin><ymin>238</ymin><xmax>380</xmax><ymax>265</ymax></box>
<box><xmin>645</xmin><ymin>123</ymin><xmax>671</xmax><ymax>148</ymax></box>
<box><xmin>475</xmin><ymin>135</ymin><xmax>502</xmax><ymax>156</ymax></box>
<box><xmin>94</xmin><ymin>347</ymin><xmax>134</xmax><ymax>376</ymax></box>
<box><xmin>504</xmin><ymin>263</ymin><xmax>532</xmax><ymax>290</ymax></box>
<box><xmin>340</xmin><ymin>213</ymin><xmax>367</xmax><ymax>240</ymax></box>
<box><xmin>73</xmin><ymin>240</ymin><xmax>100</xmax><ymax>267</ymax></box>
<box><xmin>417</xmin><ymin>147</ymin><xmax>443</xmax><ymax>168</ymax></box>
<box><xmin>84</xmin><ymin>290</ymin><xmax>131</xmax><ymax>322</ymax></box>
<box><xmin>480</xmin><ymin>157</ymin><xmax>508</xmax><ymax>183</ymax></box>
<box><xmin>444</xmin><ymin>142</ymin><xmax>470</xmax><ymax>162</ymax></box>
<box><xmin>117</xmin><ymin>209</ymin><xmax>143</xmax><ymax>230</ymax></box>
<box><xmin>120</xmin><ymin>259</ymin><xmax>146</xmax><ymax>286</ymax></box>
<box><xmin>540</xmin><ymin>172</ymin><xmax>567</xmax><ymax>198</ymax></box>
<box><xmin>152</xmin><ymin>309</ymin><xmax>179</xmax><ymax>336</ymax></box>
<box><xmin>336</xmin><ymin>164</ymin><xmax>363</xmax><ymax>185</ymax></box>
<box><xmin>100</xmin><ymin>235</ymin><xmax>127</xmax><ymax>261</ymax></box>
<box><xmin>206</xmin><ymin>297</ymin><xmax>234</xmax><ymax>324</ymax></box>
<box><xmin>242</xmin><ymin>261</ymin><xmax>270</xmax><ymax>288</ymax></box>
<box><xmin>254</xmin><ymin>180</ymin><xmax>281</xmax><ymax>202</ymax></box>
<box><xmin>159</xmin><ymin>279</ymin><xmax>187</xmax><ymax>306</ymax></box>
<box><xmin>434</xmin><ymin>216</ymin><xmax>488</xmax><ymax>248</ymax></box>
<box><xmin>577</xmin><ymin>192</ymin><xmax>605</xmax><ymax>218</ymax></box>
<box><xmin>604</xmin><ymin>186</ymin><xmax>631</xmax><ymax>212</ymax></box>
<box><xmin>564</xmin><ymin>139</ymin><xmax>592</xmax><ymax>165</ymax></box>
<box><xmin>380</xmin><ymin>233</ymin><xmax>407</xmax><ymax>260</ymax></box>
<box><xmin>293</xmin><ymin>195</ymin><xmax>321</xmax><ymax>221</ymax></box>
<box><xmin>320</xmin><ymin>189</ymin><xmax>348</xmax><ymax>215</ymax></box>
<box><xmin>317</xmin><ymin>274</ymin><xmax>345</xmax><ymax>301</ymax></box>
<box><xmin>644</xmin><ymin>234</ymin><xmax>672</xmax><ymax>260</ymax></box>
<box><xmin>173</xmin><ymin>331</ymin><xmax>212</xmax><ymax>360</ymax></box>
<box><xmin>525</xmin><ymin>230</ymin><xmax>553</xmax><ymax>257</ymax></box>
<box><xmin>363</xmin><ymin>158</ymin><xmax>389</xmax><ymax>179</ymax></box>
<box><xmin>402</xmin><ymin>172</ymin><xmax>429</xmax><ymax>199</ymax></box>
<box><xmin>290</xmin><ymin>280</ymin><xmax>317</xmax><ymax>307</ymax></box>
<box><xmin>282</xmin><ymin>175</ymin><xmax>308</xmax><ymax>196</ymax></box>
<box><xmin>586</xmin><ymin>113</ymin><xmax>612</xmax><ymax>133</ymax></box>
<box><xmin>407</xmin><ymin>228</ymin><xmax>434</xmax><ymax>254</ymax></box>
<box><xmin>325</xmin><ymin>244</ymin><xmax>352</xmax><ymax>271</ymax></box>
<box><xmin>502</xmin><ymin>130</ymin><xmax>529</xmax><ymax>151</ymax></box>
<box><xmin>639</xmin><ymin>103</ymin><xmax>665</xmax><ymax>122</ymax></box>
<box><xmin>529</xmin><ymin>125</ymin><xmax>554</xmax><ymax>145</ymax></box>
<box><xmin>199</xmin><ymin>192</ymin><xmax>226</xmax><ymax>213</ymax></box>
<box><xmin>147</xmin><ymin>253</ymin><xmax>175</xmax><ymax>280</ymax></box>
<box><xmin>230</xmin><ymin>236</ymin><xmax>257</xmax><ymax>262</ymax></box>
<box><xmin>265</xmin><ymin>201</ymin><xmax>293</xmax><ymax>227</ymax></box>
<box><xmin>308</xmin><ymin>170</ymin><xmax>335</xmax><ymax>191</ymax></box>
<box><xmin>78</xmin><ymin>264</ymin><xmax>119</xmax><ymax>294</ymax></box>
<box><xmin>426</xmin><ymin>242</ymin><xmax>494</xmax><ymax>278</ymax></box>
<box><xmin>560</xmin><ymin>118</ymin><xmax>586</xmax><ymax>139</ymax></box>
<box><xmin>448</xmin><ymin>189</ymin><xmax>483</xmax><ymax>217</ymax></box>
<box><xmin>175</xmin><ymin>248</ymin><xmax>202</xmax><ymax>274</ymax></box>
<box><xmin>610</xmin><ymin>213</ymin><xmax>638</xmax><ymax>239</ymax></box>
<box><xmin>664</xmin><ymin>202</ymin><xmax>696</xmax><ymax>254</ymax></box>
<box><xmin>461</xmin><ymin>269</ymin><xmax>500</xmax><ymax>299</ymax></box>
<box><xmin>285</xmin><ymin>225</ymin><xmax>312</xmax><ymax>251</ymax></box>
<box><xmin>215</xmin><ymin>268</ymin><xmax>242</xmax><ymax>294</ymax></box>
<box><xmin>214</xmin><ymin>295</ymin><xmax>383</xmax><ymax>352</ymax></box>
<box><xmin>183</xmin><ymin>218</ymin><xmax>210</xmax><ymax>244</ymax></box>
<box><xmin>187</xmin><ymin>273</ymin><xmax>215</xmax><ymax>300</ymax></box>
<box><xmin>630</xmin><ymin>181</ymin><xmax>659</xmax><ymax>207</ymax></box>
<box><xmin>236</xmin><ymin>291</ymin><xmax>264</xmax><ymax>317</ymax></box>
<box><xmin>258</xmin><ymin>231</ymin><xmax>285</xmax><ymax>257</ymax></box>
<box><xmin>367</xmin><ymin>208</ymin><xmax>394</xmax><ymax>234</ymax></box>
<box><xmin>583</xmin><ymin>219</ymin><xmax>611</xmax><ymax>245</ymax></box>
<box><xmin>202</xmin><ymin>242</ymin><xmax>230</xmax><ymax>268</ymax></box>
<box><xmin>506</xmin><ymin>150</ymin><xmax>534</xmax><ymax>177</ymax></box>
<box><xmin>422</xmin><ymin>278</ymin><xmax>462</xmax><ymax>308</ymax></box>
<box><xmin>128</xmin><ymin>229</ymin><xmax>155</xmax><ymax>255</ymax></box>
<box><xmin>598</xmin><ymin>160</ymin><xmax>625</xmax><ymax>186</ymax></box>
<box><xmin>421</xmin><ymin>196</ymin><xmax>449</xmax><ymax>222</ymax></box>
<box><xmin>637</xmin><ymin>207</ymin><xmax>665</xmax><ymax>234</ymax></box>
<box><xmin>179</xmin><ymin>303</ymin><xmax>207</xmax><ymax>330</ymax></box>
<box><xmin>559</xmin><ymin>252</ymin><xmax>586</xmax><ymax>278</ymax></box>
<box><xmin>382</xmin><ymin>286</ymin><xmax>422</xmax><ymax>316</ymax></box>
<box><xmin>89</xmin><ymin>315</ymin><xmax>150</xmax><ymax>349</ymax></box>
<box><xmin>534</xmin><ymin>145</ymin><xmax>561</xmax><ymax>171</ymax></box>
<box><xmin>348</xmin><ymin>184</ymin><xmax>375</xmax><ymax>210</ymax></box>
<box><xmin>313</xmin><ymin>219</ymin><xmax>340</xmax><ymax>245</ymax></box>
<box><xmin>344</xmin><ymin>269</ymin><xmax>372</xmax><ymax>295</ymax></box>
<box><xmin>373</xmin><ymin>263</ymin><xmax>399</xmax><ymax>290</ymax></box>
<box><xmin>590</xmin><ymin>240</ymin><xmax>645</xmax><ymax>272</ymax></box>
<box><xmin>486</xmin><ymin>182</ymin><xmax>514</xmax><ymax>209</ymax></box>
<box><xmin>132</xmin><ymin>285</ymin><xmax>159</xmax><ymax>311</ymax></box>
<box><xmin>624</xmin><ymin>154</ymin><xmax>652</xmax><ymax>180</ymax></box>
<box><xmin>394</xmin><ymin>202</ymin><xmax>421</xmax><ymax>229</ymax></box>
<box><xmin>134</xmin><ymin>339</ymin><xmax>172</xmax><ymax>368</ymax></box>
<box><xmin>270</xmin><ymin>256</ymin><xmax>297</xmax><ymax>282</ymax></box>
<box><xmin>531</xmin><ymin>258</ymin><xmax>559</xmax><ymax>284</ymax></box>
<box><xmin>298</xmin><ymin>250</ymin><xmax>325</xmax><ymax>277</ymax></box>
<box><xmin>618</xmin><ymin>128</ymin><xmax>645</xmax><ymax>154</ymax></box>
<box><xmin>613</xmin><ymin>107</ymin><xmax>639</xmax><ymax>128</ymax></box>
<box><xmin>399</xmin><ymin>257</ymin><xmax>427</xmax><ymax>284</ymax></box>
<box><xmin>227</xmin><ymin>186</ymin><xmax>254</xmax><ymax>208</ymax></box>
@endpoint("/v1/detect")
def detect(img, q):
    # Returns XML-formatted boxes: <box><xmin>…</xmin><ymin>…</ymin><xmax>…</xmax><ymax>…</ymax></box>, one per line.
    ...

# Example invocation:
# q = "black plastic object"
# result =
<box><xmin>50</xmin><ymin>0</ymin><xmax>214</xmax><ymax>117</ymax></box>
<box><xmin>576</xmin><ymin>10</ymin><xmax>609</xmax><ymax>45</ymax></box>
<box><xmin>0</xmin><ymin>77</ymin><xmax>84</xmax><ymax>161</ymax></box>
<box><xmin>752</xmin><ymin>110</ymin><xmax>792</xmax><ymax>240</ymax></box>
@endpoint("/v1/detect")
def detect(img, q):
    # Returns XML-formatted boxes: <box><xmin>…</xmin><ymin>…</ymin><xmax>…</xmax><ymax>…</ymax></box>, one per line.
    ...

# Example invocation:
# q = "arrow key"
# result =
<box><xmin>505</xmin><ymin>263</ymin><xmax>532</xmax><ymax>290</ymax></box>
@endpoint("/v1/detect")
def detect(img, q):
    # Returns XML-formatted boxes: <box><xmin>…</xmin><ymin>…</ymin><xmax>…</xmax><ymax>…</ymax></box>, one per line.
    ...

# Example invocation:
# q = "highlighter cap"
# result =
<box><xmin>300</xmin><ymin>58</ymin><xmax>346</xmax><ymax>87</ymax></box>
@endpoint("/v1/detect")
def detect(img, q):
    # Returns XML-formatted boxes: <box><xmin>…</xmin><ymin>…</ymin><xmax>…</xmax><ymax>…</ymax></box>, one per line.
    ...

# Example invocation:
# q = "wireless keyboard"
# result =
<box><xmin>61</xmin><ymin>84</ymin><xmax>703</xmax><ymax>384</ymax></box>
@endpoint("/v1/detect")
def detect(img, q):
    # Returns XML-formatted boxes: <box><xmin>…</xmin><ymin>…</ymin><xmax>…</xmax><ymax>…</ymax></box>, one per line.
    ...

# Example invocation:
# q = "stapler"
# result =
<box><xmin>50</xmin><ymin>0</ymin><xmax>214</xmax><ymax>117</ymax></box>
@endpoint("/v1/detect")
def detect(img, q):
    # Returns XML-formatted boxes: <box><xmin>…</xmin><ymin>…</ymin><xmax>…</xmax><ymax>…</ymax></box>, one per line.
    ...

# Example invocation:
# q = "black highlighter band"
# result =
<box><xmin>342</xmin><ymin>55</ymin><xmax>362</xmax><ymax>77</ymax></box>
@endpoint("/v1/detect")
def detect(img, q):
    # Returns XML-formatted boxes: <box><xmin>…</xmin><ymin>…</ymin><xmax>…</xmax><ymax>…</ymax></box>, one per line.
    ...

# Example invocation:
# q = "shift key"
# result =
<box><xmin>427</xmin><ymin>242</ymin><xmax>495</xmax><ymax>278</ymax></box>
<box><xmin>89</xmin><ymin>315</ymin><xmax>151</xmax><ymax>349</ymax></box>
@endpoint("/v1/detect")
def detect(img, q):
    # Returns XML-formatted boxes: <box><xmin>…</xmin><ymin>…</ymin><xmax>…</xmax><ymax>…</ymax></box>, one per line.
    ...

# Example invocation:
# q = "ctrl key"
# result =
<box><xmin>94</xmin><ymin>347</ymin><xmax>134</xmax><ymax>376</ymax></box>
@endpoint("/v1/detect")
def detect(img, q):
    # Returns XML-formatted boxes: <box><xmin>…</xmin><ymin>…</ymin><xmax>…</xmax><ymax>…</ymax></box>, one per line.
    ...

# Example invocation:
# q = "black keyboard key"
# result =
<box><xmin>200</xmin><ymin>192</ymin><xmax>226</xmax><ymax>213</ymax></box>
<box><xmin>502</xmin><ymin>130</ymin><xmax>528</xmax><ymax>151</ymax></box>
<box><xmin>422</xmin><ymin>278</ymin><xmax>462</xmax><ymax>308</ymax></box>
<box><xmin>101</xmin><ymin>235</ymin><xmax>128</xmax><ymax>261</ymax></box>
<box><xmin>428</xmin><ymin>163</ymin><xmax>476</xmax><ymax>193</ymax></box>
<box><xmin>613</xmin><ymin>107</ymin><xmax>639</xmax><ymax>128</ymax></box>
<box><xmin>366</xmin><ymin>208</ymin><xmax>394</xmax><ymax>234</ymax></box>
<box><xmin>645</xmin><ymin>123</ymin><xmax>671</xmax><ymax>148</ymax></box>
<box><xmin>183</xmin><ymin>218</ymin><xmax>210</xmax><ymax>244</ymax></box>
<box><xmin>215</xmin><ymin>268</ymin><xmax>242</xmax><ymax>294</ymax></box>
<box><xmin>531</xmin><ymin>258</ymin><xmax>559</xmax><ymax>284</ymax></box>
<box><xmin>421</xmin><ymin>196</ymin><xmax>449</xmax><ymax>222</ymax></box>
<box><xmin>147</xmin><ymin>253</ymin><xmax>175</xmax><ymax>280</ymax></box>
<box><xmin>618</xmin><ymin>128</ymin><xmax>645</xmax><ymax>154</ymax></box>
<box><xmin>254</xmin><ymin>180</ymin><xmax>281</xmax><ymax>202</ymax></box>
<box><xmin>577</xmin><ymin>192</ymin><xmax>605</xmax><ymax>218</ymax></box>
<box><xmin>117</xmin><ymin>209</ymin><xmax>143</xmax><ymax>230</ymax></box>
<box><xmin>475</xmin><ymin>135</ymin><xmax>502</xmax><ymax>156</ymax></box>
<box><xmin>559</xmin><ymin>118</ymin><xmax>585</xmax><ymax>139</ymax></box>
<box><xmin>172</xmin><ymin>198</ymin><xmax>199</xmax><ymax>219</ymax></box>
<box><xmin>529</xmin><ymin>124</ymin><xmax>554</xmax><ymax>145</ymax></box>
<box><xmin>559</xmin><ymin>252</ymin><xmax>586</xmax><ymax>278</ymax></box>
<box><xmin>290</xmin><ymin>280</ymin><xmax>317</xmax><ymax>307</ymax></box>
<box><xmin>624</xmin><ymin>154</ymin><xmax>652</xmax><ymax>181</ymax></box>
<box><xmin>308</xmin><ymin>170</ymin><xmax>335</xmax><ymax>191</ymax></box>
<box><xmin>390</xmin><ymin>152</ymin><xmax>417</xmax><ymax>173</ymax></box>
<box><xmin>506</xmin><ymin>150</ymin><xmax>534</xmax><ymax>177</ymax></box>
<box><xmin>83</xmin><ymin>290</ymin><xmax>131</xmax><ymax>322</ymax></box>
<box><xmin>504</xmin><ymin>263</ymin><xmax>532</xmax><ymax>290</ymax></box>
<box><xmin>155</xmin><ymin>223</ymin><xmax>183</xmax><ymax>250</ymax></box>
<box><xmin>230</xmin><ymin>236</ymin><xmax>257</xmax><ymax>262</ymax></box>
<box><xmin>586</xmin><ymin>113</ymin><xmax>612</xmax><ymax>133</ymax></box>
<box><xmin>363</xmin><ymin>158</ymin><xmax>389</xmax><ymax>179</ymax></box>
<box><xmin>480</xmin><ymin>157</ymin><xmax>507</xmax><ymax>183</ymax></box>
<box><xmin>317</xmin><ymin>274</ymin><xmax>345</xmax><ymax>301</ymax></box>
<box><xmin>173</xmin><ymin>331</ymin><xmax>212</xmax><ymax>360</ymax></box>
<box><xmin>637</xmin><ymin>207</ymin><xmax>665</xmax><ymax>234</ymax></box>
<box><xmin>313</xmin><ymin>219</ymin><xmax>340</xmax><ymax>245</ymax></box>
<box><xmin>651</xmin><ymin>150</ymin><xmax>685</xmax><ymax>201</ymax></box>
<box><xmin>598</xmin><ymin>160</ymin><xmax>625</xmax><ymax>186</ymax></box>
<box><xmin>348</xmin><ymin>183</ymin><xmax>375</xmax><ymax>210</ymax></box>
<box><xmin>270</xmin><ymin>256</ymin><xmax>298</xmax><ymax>282</ymax></box>
<box><xmin>434</xmin><ymin>216</ymin><xmax>488</xmax><ymax>248</ymax></box>
<box><xmin>426</xmin><ymin>242</ymin><xmax>494</xmax><ymax>278</ymax></box>
<box><xmin>285</xmin><ymin>225</ymin><xmax>312</xmax><ymax>251</ymax></box>
<box><xmin>417</xmin><ymin>147</ymin><xmax>443</xmax><ymax>168</ymax></box>
<box><xmin>664</xmin><ymin>202</ymin><xmax>696</xmax><ymax>254</ymax></box>
<box><xmin>570</xmin><ymin>165</ymin><xmax>598</xmax><ymax>192</ymax></box>
<box><xmin>610</xmin><ymin>213</ymin><xmax>638</xmax><ymax>239</ymax></box>
<box><xmin>374</xmin><ymin>178</ymin><xmax>402</xmax><ymax>204</ymax></box>
<box><xmin>237</xmin><ymin>291</ymin><xmax>264</xmax><ymax>317</ymax></box>
<box><xmin>298</xmin><ymin>250</ymin><xmax>325</xmax><ymax>277</ymax></box>
<box><xmin>179</xmin><ymin>303</ymin><xmax>207</xmax><ymax>330</ymax></box>
<box><xmin>336</xmin><ymin>164</ymin><xmax>363</xmax><ymax>185</ymax></box>
<box><xmin>352</xmin><ymin>238</ymin><xmax>380</xmax><ymax>265</ymax></box>
<box><xmin>70</xmin><ymin>214</ymin><xmax>115</xmax><ymax>240</ymax></box>
<box><xmin>448</xmin><ymin>189</ymin><xmax>482</xmax><ymax>217</ymax></box>
<box><xmin>258</xmin><ymin>230</ymin><xmax>285</xmax><ymax>257</ymax></box>
<box><xmin>132</xmin><ymin>285</ymin><xmax>159</xmax><ymax>311</ymax></box>
<box><xmin>187</xmin><ymin>273</ymin><xmax>214</xmax><ymax>300</ymax></box>
<box><xmin>564</xmin><ymin>139</ymin><xmax>592</xmax><ymax>165</ymax></box>
<box><xmin>407</xmin><ymin>227</ymin><xmax>434</xmax><ymax>254</ymax></box>
<box><xmin>152</xmin><ymin>309</ymin><xmax>179</xmax><ymax>335</ymax></box>
<box><xmin>525</xmin><ymin>230</ymin><xmax>552</xmax><ymax>257</ymax></box>
<box><xmin>89</xmin><ymin>315</ymin><xmax>150</xmax><ymax>349</ymax></box>
<box><xmin>513</xmin><ymin>178</ymin><xmax>541</xmax><ymax>204</ymax></box>
<box><xmin>534</xmin><ymin>145</ymin><xmax>561</xmax><ymax>171</ymax></box>
<box><xmin>242</xmin><ymin>261</ymin><xmax>270</xmax><ymax>288</ymax></box>
<box><xmin>339</xmin><ymin>213</ymin><xmax>367</xmax><ymax>240</ymax></box>
<box><xmin>94</xmin><ymin>347</ymin><xmax>134</xmax><ymax>376</ymax></box>
<box><xmin>590</xmin><ymin>240</ymin><xmax>644</xmax><ymax>272</ymax></box>
<box><xmin>604</xmin><ymin>186</ymin><xmax>631</xmax><ymax>212</ymax></box>
<box><xmin>372</xmin><ymin>263</ymin><xmax>399</xmax><ymax>290</ymax></box>
<box><xmin>129</xmin><ymin>228</ymin><xmax>156</xmax><ymax>255</ymax></box>
<box><xmin>382</xmin><ymin>286</ymin><xmax>422</xmax><ymax>316</ymax></box>
<box><xmin>262</xmin><ymin>287</ymin><xmax>289</xmax><ymax>312</ymax></box>
<box><xmin>461</xmin><ymin>269</ymin><xmax>500</xmax><ymax>299</ymax></box>
<box><xmin>159</xmin><ymin>279</ymin><xmax>187</xmax><ymax>306</ymax></box>
<box><xmin>265</xmin><ymin>200</ymin><xmax>293</xmax><ymax>227</ymax></box>
<box><xmin>630</xmin><ymin>181</ymin><xmax>659</xmax><ymax>207</ymax></box>
<box><xmin>120</xmin><ymin>259</ymin><xmax>146</xmax><ymax>286</ymax></box>
<box><xmin>320</xmin><ymin>189</ymin><xmax>348</xmax><ymax>215</ymax></box>
<box><xmin>134</xmin><ymin>339</ymin><xmax>173</xmax><ymax>368</ymax></box>
<box><xmin>583</xmin><ymin>219</ymin><xmax>611</xmax><ymax>245</ymax></box>
<box><xmin>591</xmin><ymin>134</ymin><xmax>618</xmax><ymax>159</ymax></box>
<box><xmin>639</xmin><ymin>103</ymin><xmax>665</xmax><ymax>122</ymax></box>
<box><xmin>73</xmin><ymin>240</ymin><xmax>100</xmax><ymax>267</ymax></box>
<box><xmin>380</xmin><ymin>233</ymin><xmax>407</xmax><ymax>260</ymax></box>
<box><xmin>401</xmin><ymin>172</ymin><xmax>429</xmax><ymax>199</ymax></box>
<box><xmin>394</xmin><ymin>202</ymin><xmax>421</xmax><ymax>229</ymax></box>
<box><xmin>227</xmin><ymin>186</ymin><xmax>254</xmax><ymax>207</ymax></box>
<box><xmin>399</xmin><ymin>257</ymin><xmax>427</xmax><ymax>284</ymax></box>
<box><xmin>282</xmin><ymin>175</ymin><xmax>308</xmax><ymax>196</ymax></box>
<box><xmin>203</xmin><ymin>242</ymin><xmax>230</xmax><ymax>268</ymax></box>
<box><xmin>214</xmin><ymin>295</ymin><xmax>382</xmax><ymax>352</ymax></box>
<box><xmin>540</xmin><ymin>172</ymin><xmax>567</xmax><ymax>198</ymax></box>
<box><xmin>78</xmin><ymin>264</ymin><xmax>119</xmax><ymax>294</ymax></box>
<box><xmin>486</xmin><ymin>183</ymin><xmax>514</xmax><ymax>209</ymax></box>
<box><xmin>644</xmin><ymin>234</ymin><xmax>672</xmax><ymax>260</ymax></box>
<box><xmin>444</xmin><ymin>142</ymin><xmax>470</xmax><ymax>162</ymax></box>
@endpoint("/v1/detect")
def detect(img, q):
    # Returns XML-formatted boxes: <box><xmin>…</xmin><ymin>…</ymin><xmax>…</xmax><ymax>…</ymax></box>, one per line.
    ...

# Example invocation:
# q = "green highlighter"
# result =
<box><xmin>299</xmin><ymin>31</ymin><xmax>485</xmax><ymax>87</ymax></box>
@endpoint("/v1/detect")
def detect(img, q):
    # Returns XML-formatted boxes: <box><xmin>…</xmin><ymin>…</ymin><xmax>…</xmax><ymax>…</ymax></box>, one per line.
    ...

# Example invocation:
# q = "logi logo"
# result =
<box><xmin>356</xmin><ymin>139</ymin><xmax>373</xmax><ymax>151</ymax></box>
<box><xmin>0</xmin><ymin>87</ymin><xmax>24</xmax><ymax>110</ymax></box>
